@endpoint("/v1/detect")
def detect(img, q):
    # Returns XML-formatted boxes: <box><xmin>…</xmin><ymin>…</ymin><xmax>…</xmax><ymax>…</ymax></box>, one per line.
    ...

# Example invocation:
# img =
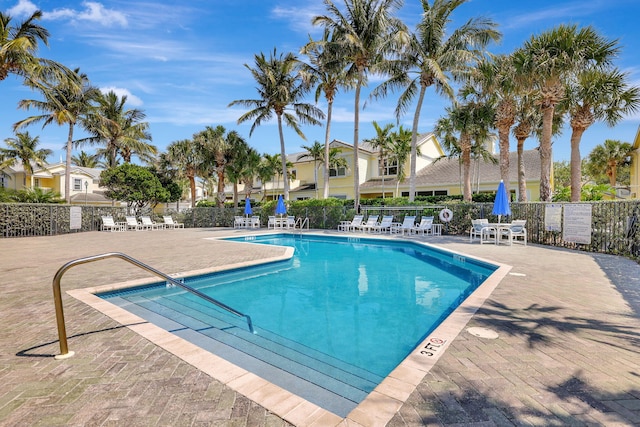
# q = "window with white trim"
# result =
<box><xmin>329</xmin><ymin>166</ymin><xmax>346</xmax><ymax>177</ymax></box>
<box><xmin>382</xmin><ymin>158</ymin><xmax>398</xmax><ymax>176</ymax></box>
<box><xmin>73</xmin><ymin>178</ymin><xmax>82</xmax><ymax>191</ymax></box>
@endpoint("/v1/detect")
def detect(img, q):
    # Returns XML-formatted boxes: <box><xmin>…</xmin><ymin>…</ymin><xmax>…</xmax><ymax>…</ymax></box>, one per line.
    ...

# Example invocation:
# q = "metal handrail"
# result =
<box><xmin>295</xmin><ymin>217</ymin><xmax>309</xmax><ymax>230</ymax></box>
<box><xmin>53</xmin><ymin>252</ymin><xmax>254</xmax><ymax>359</ymax></box>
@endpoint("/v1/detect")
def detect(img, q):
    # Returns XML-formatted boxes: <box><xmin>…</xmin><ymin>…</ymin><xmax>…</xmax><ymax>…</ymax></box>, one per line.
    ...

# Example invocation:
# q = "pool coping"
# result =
<box><xmin>66</xmin><ymin>232</ymin><xmax>511</xmax><ymax>427</ymax></box>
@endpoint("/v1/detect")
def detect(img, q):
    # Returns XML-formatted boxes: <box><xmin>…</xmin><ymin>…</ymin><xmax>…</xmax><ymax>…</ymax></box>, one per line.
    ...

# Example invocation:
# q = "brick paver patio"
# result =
<box><xmin>0</xmin><ymin>228</ymin><xmax>638</xmax><ymax>426</ymax></box>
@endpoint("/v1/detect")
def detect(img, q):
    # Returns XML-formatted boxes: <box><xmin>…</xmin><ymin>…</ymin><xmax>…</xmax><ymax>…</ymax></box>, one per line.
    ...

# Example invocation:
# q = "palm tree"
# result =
<box><xmin>363</xmin><ymin>121</ymin><xmax>395</xmax><ymax>198</ymax></box>
<box><xmin>80</xmin><ymin>90</ymin><xmax>155</xmax><ymax>166</ymax></box>
<box><xmin>512</xmin><ymin>94</ymin><xmax>540</xmax><ymax>202</ymax></box>
<box><xmin>300</xmin><ymin>29</ymin><xmax>352</xmax><ymax>199</ymax></box>
<box><xmin>0</xmin><ymin>131</ymin><xmax>52</xmax><ymax>188</ymax></box>
<box><xmin>472</xmin><ymin>55</ymin><xmax>517</xmax><ymax>193</ymax></box>
<box><xmin>214</xmin><ymin>129</ymin><xmax>255</xmax><ymax>207</ymax></box>
<box><xmin>0</xmin><ymin>10</ymin><xmax>48</xmax><ymax>82</ymax></box>
<box><xmin>298</xmin><ymin>141</ymin><xmax>325</xmax><ymax>198</ymax></box>
<box><xmin>71</xmin><ymin>150</ymin><xmax>99</xmax><ymax>167</ymax></box>
<box><xmin>239</xmin><ymin>148</ymin><xmax>262</xmax><ymax>200</ymax></box>
<box><xmin>229</xmin><ymin>49</ymin><xmax>324</xmax><ymax>200</ymax></box>
<box><xmin>436</xmin><ymin>100</ymin><xmax>494</xmax><ymax>201</ymax></box>
<box><xmin>586</xmin><ymin>139</ymin><xmax>633</xmax><ymax>187</ymax></box>
<box><xmin>194</xmin><ymin>125</ymin><xmax>240</xmax><ymax>207</ymax></box>
<box><xmin>313</xmin><ymin>0</ymin><xmax>406</xmax><ymax>209</ymax></box>
<box><xmin>565</xmin><ymin>67</ymin><xmax>640</xmax><ymax>201</ymax></box>
<box><xmin>14</xmin><ymin>68</ymin><xmax>100</xmax><ymax>203</ymax></box>
<box><xmin>389</xmin><ymin>125</ymin><xmax>414</xmax><ymax>197</ymax></box>
<box><xmin>371</xmin><ymin>0</ymin><xmax>500</xmax><ymax>202</ymax></box>
<box><xmin>259</xmin><ymin>153</ymin><xmax>282</xmax><ymax>200</ymax></box>
<box><xmin>164</xmin><ymin>139</ymin><xmax>203</xmax><ymax>208</ymax></box>
<box><xmin>513</xmin><ymin>24</ymin><xmax>618</xmax><ymax>201</ymax></box>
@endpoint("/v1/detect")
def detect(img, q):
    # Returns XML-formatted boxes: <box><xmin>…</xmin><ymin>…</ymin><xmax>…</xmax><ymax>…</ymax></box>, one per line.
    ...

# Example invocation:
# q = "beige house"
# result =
<box><xmin>0</xmin><ymin>161</ymin><xmax>112</xmax><ymax>204</ymax></box>
<box><xmin>236</xmin><ymin>133</ymin><xmax>542</xmax><ymax>202</ymax></box>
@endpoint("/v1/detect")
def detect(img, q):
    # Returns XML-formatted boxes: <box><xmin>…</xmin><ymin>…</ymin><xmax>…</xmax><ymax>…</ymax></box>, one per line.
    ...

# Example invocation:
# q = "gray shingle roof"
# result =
<box><xmin>359</xmin><ymin>149</ymin><xmax>541</xmax><ymax>188</ymax></box>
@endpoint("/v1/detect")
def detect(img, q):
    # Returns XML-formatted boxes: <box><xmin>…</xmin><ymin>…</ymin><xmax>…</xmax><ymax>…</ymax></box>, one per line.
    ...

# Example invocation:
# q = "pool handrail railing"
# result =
<box><xmin>52</xmin><ymin>252</ymin><xmax>255</xmax><ymax>359</ymax></box>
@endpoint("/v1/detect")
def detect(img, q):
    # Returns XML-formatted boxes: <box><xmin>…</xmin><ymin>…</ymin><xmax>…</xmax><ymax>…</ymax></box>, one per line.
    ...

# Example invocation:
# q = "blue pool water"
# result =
<box><xmin>100</xmin><ymin>234</ymin><xmax>496</xmax><ymax>416</ymax></box>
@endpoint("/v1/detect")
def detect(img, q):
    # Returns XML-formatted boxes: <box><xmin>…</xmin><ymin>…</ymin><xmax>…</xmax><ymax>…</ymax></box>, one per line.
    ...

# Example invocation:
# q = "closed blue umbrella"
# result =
<box><xmin>492</xmin><ymin>180</ymin><xmax>511</xmax><ymax>223</ymax></box>
<box><xmin>244</xmin><ymin>198</ymin><xmax>252</xmax><ymax>216</ymax></box>
<box><xmin>275</xmin><ymin>195</ymin><xmax>287</xmax><ymax>216</ymax></box>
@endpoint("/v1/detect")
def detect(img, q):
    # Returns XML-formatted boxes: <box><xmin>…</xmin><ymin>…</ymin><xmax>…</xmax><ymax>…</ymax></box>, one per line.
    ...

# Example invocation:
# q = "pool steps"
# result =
<box><xmin>107</xmin><ymin>292</ymin><xmax>383</xmax><ymax>416</ymax></box>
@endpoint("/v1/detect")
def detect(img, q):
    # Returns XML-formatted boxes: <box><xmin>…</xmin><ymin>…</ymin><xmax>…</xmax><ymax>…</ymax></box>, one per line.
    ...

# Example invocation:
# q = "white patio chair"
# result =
<box><xmin>338</xmin><ymin>214</ymin><xmax>363</xmax><ymax>231</ymax></box>
<box><xmin>163</xmin><ymin>216</ymin><xmax>184</xmax><ymax>229</ymax></box>
<box><xmin>267</xmin><ymin>216</ymin><xmax>276</xmax><ymax>229</ymax></box>
<box><xmin>412</xmin><ymin>217</ymin><xmax>434</xmax><ymax>236</ymax></box>
<box><xmin>392</xmin><ymin>215</ymin><xmax>415</xmax><ymax>235</ymax></box>
<box><xmin>101</xmin><ymin>216</ymin><xmax>125</xmax><ymax>232</ymax></box>
<box><xmin>125</xmin><ymin>216</ymin><xmax>143</xmax><ymax>231</ymax></box>
<box><xmin>141</xmin><ymin>216</ymin><xmax>163</xmax><ymax>230</ymax></box>
<box><xmin>358</xmin><ymin>215</ymin><xmax>379</xmax><ymax>233</ymax></box>
<box><xmin>470</xmin><ymin>219</ymin><xmax>495</xmax><ymax>244</ymax></box>
<box><xmin>250</xmin><ymin>216</ymin><xmax>261</xmax><ymax>229</ymax></box>
<box><xmin>370</xmin><ymin>215</ymin><xmax>394</xmax><ymax>234</ymax></box>
<box><xmin>500</xmin><ymin>220</ymin><xmax>527</xmax><ymax>245</ymax></box>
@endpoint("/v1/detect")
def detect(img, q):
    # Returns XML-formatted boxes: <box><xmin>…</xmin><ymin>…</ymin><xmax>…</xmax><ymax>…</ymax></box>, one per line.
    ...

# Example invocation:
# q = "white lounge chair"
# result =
<box><xmin>141</xmin><ymin>216</ymin><xmax>163</xmax><ymax>230</ymax></box>
<box><xmin>286</xmin><ymin>216</ymin><xmax>296</xmax><ymax>229</ymax></box>
<box><xmin>500</xmin><ymin>220</ymin><xmax>527</xmax><ymax>245</ymax></box>
<box><xmin>250</xmin><ymin>216</ymin><xmax>261</xmax><ymax>229</ymax></box>
<box><xmin>338</xmin><ymin>214</ymin><xmax>363</xmax><ymax>231</ymax></box>
<box><xmin>470</xmin><ymin>219</ymin><xmax>495</xmax><ymax>244</ymax></box>
<box><xmin>412</xmin><ymin>217</ymin><xmax>434</xmax><ymax>236</ymax></box>
<box><xmin>125</xmin><ymin>216</ymin><xmax>143</xmax><ymax>231</ymax></box>
<box><xmin>267</xmin><ymin>216</ymin><xmax>276</xmax><ymax>229</ymax></box>
<box><xmin>358</xmin><ymin>215</ymin><xmax>380</xmax><ymax>233</ymax></box>
<box><xmin>101</xmin><ymin>216</ymin><xmax>125</xmax><ymax>232</ymax></box>
<box><xmin>163</xmin><ymin>216</ymin><xmax>184</xmax><ymax>229</ymax></box>
<box><xmin>391</xmin><ymin>215</ymin><xmax>415</xmax><ymax>235</ymax></box>
<box><xmin>370</xmin><ymin>215</ymin><xmax>394</xmax><ymax>234</ymax></box>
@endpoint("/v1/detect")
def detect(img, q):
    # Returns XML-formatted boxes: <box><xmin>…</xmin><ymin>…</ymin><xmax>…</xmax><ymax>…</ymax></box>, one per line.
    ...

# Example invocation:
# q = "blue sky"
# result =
<box><xmin>1</xmin><ymin>0</ymin><xmax>639</xmax><ymax>165</ymax></box>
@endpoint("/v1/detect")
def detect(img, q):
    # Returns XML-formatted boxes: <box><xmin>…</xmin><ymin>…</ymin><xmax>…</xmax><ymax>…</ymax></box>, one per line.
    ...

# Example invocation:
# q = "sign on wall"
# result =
<box><xmin>70</xmin><ymin>206</ymin><xmax>82</xmax><ymax>230</ymax></box>
<box><xmin>563</xmin><ymin>204</ymin><xmax>592</xmax><ymax>244</ymax></box>
<box><xmin>544</xmin><ymin>204</ymin><xmax>562</xmax><ymax>232</ymax></box>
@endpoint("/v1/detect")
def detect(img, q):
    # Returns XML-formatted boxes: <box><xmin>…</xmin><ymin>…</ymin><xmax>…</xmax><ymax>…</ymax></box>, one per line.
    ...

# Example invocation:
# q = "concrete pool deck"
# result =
<box><xmin>1</xmin><ymin>228</ymin><xmax>639</xmax><ymax>426</ymax></box>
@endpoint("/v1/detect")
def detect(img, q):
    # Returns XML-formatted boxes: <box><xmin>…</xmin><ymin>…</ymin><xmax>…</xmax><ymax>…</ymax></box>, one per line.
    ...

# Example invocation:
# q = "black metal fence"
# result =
<box><xmin>2</xmin><ymin>201</ymin><xmax>639</xmax><ymax>260</ymax></box>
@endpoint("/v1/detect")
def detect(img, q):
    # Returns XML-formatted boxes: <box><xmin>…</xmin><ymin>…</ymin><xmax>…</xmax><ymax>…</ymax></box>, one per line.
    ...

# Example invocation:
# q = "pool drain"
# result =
<box><xmin>466</xmin><ymin>327</ymin><xmax>499</xmax><ymax>339</ymax></box>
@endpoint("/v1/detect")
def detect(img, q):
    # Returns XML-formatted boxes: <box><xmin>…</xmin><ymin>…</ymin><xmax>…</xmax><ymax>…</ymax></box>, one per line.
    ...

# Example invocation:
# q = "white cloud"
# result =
<box><xmin>44</xmin><ymin>1</ymin><xmax>127</xmax><ymax>27</ymax></box>
<box><xmin>99</xmin><ymin>87</ymin><xmax>143</xmax><ymax>107</ymax></box>
<box><xmin>7</xmin><ymin>0</ymin><xmax>38</xmax><ymax>17</ymax></box>
<box><xmin>271</xmin><ymin>2</ymin><xmax>326</xmax><ymax>34</ymax></box>
<box><xmin>504</xmin><ymin>1</ymin><xmax>605</xmax><ymax>30</ymax></box>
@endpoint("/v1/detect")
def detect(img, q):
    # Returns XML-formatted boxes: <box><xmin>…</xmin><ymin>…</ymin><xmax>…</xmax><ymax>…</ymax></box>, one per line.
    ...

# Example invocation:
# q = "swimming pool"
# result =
<box><xmin>98</xmin><ymin>234</ymin><xmax>497</xmax><ymax>416</ymax></box>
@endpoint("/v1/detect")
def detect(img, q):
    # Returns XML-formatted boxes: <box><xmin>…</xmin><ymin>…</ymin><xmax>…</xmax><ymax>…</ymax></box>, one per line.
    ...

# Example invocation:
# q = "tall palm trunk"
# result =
<box><xmin>569</xmin><ymin>127</ymin><xmax>586</xmax><ymax>201</ymax></box>
<box><xmin>496</xmin><ymin>100</ymin><xmax>515</xmax><ymax>194</ymax></box>
<box><xmin>187</xmin><ymin>168</ymin><xmax>196</xmax><ymax>208</ymax></box>
<box><xmin>352</xmin><ymin>73</ymin><xmax>363</xmax><ymax>210</ymax></box>
<box><xmin>323</xmin><ymin>100</ymin><xmax>334</xmax><ymax>199</ymax></box>
<box><xmin>607</xmin><ymin>160</ymin><xmax>618</xmax><ymax>186</ymax></box>
<box><xmin>216</xmin><ymin>154</ymin><xmax>226</xmax><ymax>207</ymax></box>
<box><xmin>409</xmin><ymin>85</ymin><xmax>427</xmax><ymax>202</ymax></box>
<box><xmin>64</xmin><ymin>123</ymin><xmax>74</xmax><ymax>204</ymax></box>
<box><xmin>277</xmin><ymin>115</ymin><xmax>289</xmax><ymax>200</ymax></box>
<box><xmin>539</xmin><ymin>104</ymin><xmax>555</xmax><ymax>201</ymax></box>
<box><xmin>461</xmin><ymin>133</ymin><xmax>472</xmax><ymax>202</ymax></box>
<box><xmin>516</xmin><ymin>136</ymin><xmax>528</xmax><ymax>202</ymax></box>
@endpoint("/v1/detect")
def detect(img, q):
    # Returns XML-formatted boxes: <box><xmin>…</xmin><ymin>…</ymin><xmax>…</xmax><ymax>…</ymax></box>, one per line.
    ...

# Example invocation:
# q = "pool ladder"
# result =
<box><xmin>52</xmin><ymin>252</ymin><xmax>255</xmax><ymax>359</ymax></box>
